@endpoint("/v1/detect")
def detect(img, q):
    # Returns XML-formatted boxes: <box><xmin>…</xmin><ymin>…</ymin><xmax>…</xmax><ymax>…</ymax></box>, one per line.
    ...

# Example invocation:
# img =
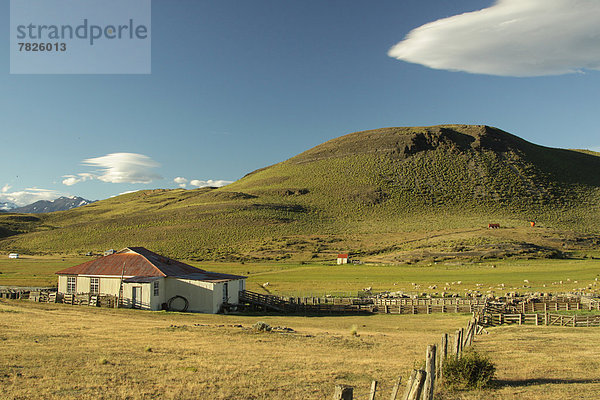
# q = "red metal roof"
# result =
<box><xmin>55</xmin><ymin>247</ymin><xmax>245</xmax><ymax>282</ymax></box>
<box><xmin>337</xmin><ymin>254</ymin><xmax>349</xmax><ymax>258</ymax></box>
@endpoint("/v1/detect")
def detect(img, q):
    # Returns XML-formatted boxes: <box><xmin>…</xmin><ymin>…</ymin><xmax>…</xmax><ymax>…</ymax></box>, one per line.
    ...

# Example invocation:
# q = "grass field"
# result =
<box><xmin>2</xmin><ymin>254</ymin><xmax>600</xmax><ymax>399</ymax></box>
<box><xmin>2</xmin><ymin>256</ymin><xmax>600</xmax><ymax>296</ymax></box>
<box><xmin>2</xmin><ymin>300</ymin><xmax>600</xmax><ymax>399</ymax></box>
<box><xmin>0</xmin><ymin>300</ymin><xmax>470</xmax><ymax>400</ymax></box>
<box><xmin>456</xmin><ymin>325</ymin><xmax>600</xmax><ymax>399</ymax></box>
<box><xmin>0</xmin><ymin>256</ymin><xmax>88</xmax><ymax>287</ymax></box>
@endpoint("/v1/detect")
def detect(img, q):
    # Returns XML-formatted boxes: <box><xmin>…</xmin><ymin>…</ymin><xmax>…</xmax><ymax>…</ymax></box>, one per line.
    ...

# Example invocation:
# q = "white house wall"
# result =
<box><xmin>58</xmin><ymin>274</ymin><xmax>246</xmax><ymax>314</ymax></box>
<box><xmin>165</xmin><ymin>278</ymin><xmax>217</xmax><ymax>313</ymax></box>
<box><xmin>121</xmin><ymin>282</ymin><xmax>152</xmax><ymax>310</ymax></box>
<box><xmin>58</xmin><ymin>275</ymin><xmax>124</xmax><ymax>296</ymax></box>
<box><xmin>97</xmin><ymin>277</ymin><xmax>124</xmax><ymax>295</ymax></box>
<box><xmin>151</xmin><ymin>278</ymin><xmax>165</xmax><ymax>311</ymax></box>
<box><xmin>58</xmin><ymin>275</ymin><xmax>67</xmax><ymax>293</ymax></box>
<box><xmin>223</xmin><ymin>279</ymin><xmax>244</xmax><ymax>304</ymax></box>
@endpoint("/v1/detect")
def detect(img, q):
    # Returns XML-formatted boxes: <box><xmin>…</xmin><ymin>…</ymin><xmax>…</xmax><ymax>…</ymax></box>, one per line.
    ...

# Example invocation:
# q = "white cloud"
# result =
<box><xmin>1</xmin><ymin>184</ymin><xmax>11</xmax><ymax>193</ymax></box>
<box><xmin>174</xmin><ymin>177</ymin><xmax>188</xmax><ymax>188</ymax></box>
<box><xmin>190</xmin><ymin>179</ymin><xmax>233</xmax><ymax>188</ymax></box>
<box><xmin>83</xmin><ymin>153</ymin><xmax>161</xmax><ymax>184</ymax></box>
<box><xmin>173</xmin><ymin>177</ymin><xmax>233</xmax><ymax>189</ymax></box>
<box><xmin>63</xmin><ymin>153</ymin><xmax>162</xmax><ymax>186</ymax></box>
<box><xmin>388</xmin><ymin>0</ymin><xmax>600</xmax><ymax>77</ymax></box>
<box><xmin>109</xmin><ymin>190</ymin><xmax>140</xmax><ymax>198</ymax></box>
<box><xmin>0</xmin><ymin>187</ymin><xmax>63</xmax><ymax>207</ymax></box>
<box><xmin>62</xmin><ymin>173</ymin><xmax>94</xmax><ymax>186</ymax></box>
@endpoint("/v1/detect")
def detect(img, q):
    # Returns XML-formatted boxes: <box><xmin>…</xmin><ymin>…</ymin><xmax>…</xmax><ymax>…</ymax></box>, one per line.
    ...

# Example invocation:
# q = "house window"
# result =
<box><xmin>153</xmin><ymin>281</ymin><xmax>159</xmax><ymax>296</ymax></box>
<box><xmin>90</xmin><ymin>278</ymin><xmax>99</xmax><ymax>294</ymax></box>
<box><xmin>67</xmin><ymin>276</ymin><xmax>76</xmax><ymax>294</ymax></box>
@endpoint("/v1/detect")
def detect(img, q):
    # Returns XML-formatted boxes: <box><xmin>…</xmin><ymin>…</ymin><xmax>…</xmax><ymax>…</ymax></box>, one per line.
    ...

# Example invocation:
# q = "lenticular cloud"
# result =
<box><xmin>82</xmin><ymin>153</ymin><xmax>162</xmax><ymax>184</ymax></box>
<box><xmin>61</xmin><ymin>153</ymin><xmax>162</xmax><ymax>186</ymax></box>
<box><xmin>388</xmin><ymin>0</ymin><xmax>600</xmax><ymax>77</ymax></box>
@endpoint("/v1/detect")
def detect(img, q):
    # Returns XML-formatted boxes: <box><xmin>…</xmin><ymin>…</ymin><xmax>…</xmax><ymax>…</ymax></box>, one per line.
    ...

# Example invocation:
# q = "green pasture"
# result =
<box><xmin>0</xmin><ymin>257</ymin><xmax>88</xmax><ymax>287</ymax></box>
<box><xmin>227</xmin><ymin>259</ymin><xmax>600</xmax><ymax>296</ymax></box>
<box><xmin>2</xmin><ymin>256</ymin><xmax>599</xmax><ymax>297</ymax></box>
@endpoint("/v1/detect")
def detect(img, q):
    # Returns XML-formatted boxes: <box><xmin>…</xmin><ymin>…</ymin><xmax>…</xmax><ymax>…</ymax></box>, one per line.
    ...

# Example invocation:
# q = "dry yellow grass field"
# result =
<box><xmin>0</xmin><ymin>299</ymin><xmax>469</xmax><ymax>400</ymax></box>
<box><xmin>448</xmin><ymin>325</ymin><xmax>600</xmax><ymax>400</ymax></box>
<box><xmin>3</xmin><ymin>300</ymin><xmax>600</xmax><ymax>399</ymax></box>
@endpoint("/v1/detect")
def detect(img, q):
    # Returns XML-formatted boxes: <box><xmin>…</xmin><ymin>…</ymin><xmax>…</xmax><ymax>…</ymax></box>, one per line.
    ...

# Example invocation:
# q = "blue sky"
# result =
<box><xmin>2</xmin><ymin>0</ymin><xmax>600</xmax><ymax>206</ymax></box>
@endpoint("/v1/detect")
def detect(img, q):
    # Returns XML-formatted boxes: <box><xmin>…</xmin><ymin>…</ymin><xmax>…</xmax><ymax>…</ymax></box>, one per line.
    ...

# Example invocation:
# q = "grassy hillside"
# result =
<box><xmin>1</xmin><ymin>125</ymin><xmax>599</xmax><ymax>260</ymax></box>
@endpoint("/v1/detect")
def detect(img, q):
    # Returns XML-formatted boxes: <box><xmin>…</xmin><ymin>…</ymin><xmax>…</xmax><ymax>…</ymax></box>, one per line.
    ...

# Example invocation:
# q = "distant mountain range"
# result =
<box><xmin>0</xmin><ymin>196</ymin><xmax>94</xmax><ymax>214</ymax></box>
<box><xmin>0</xmin><ymin>201</ymin><xmax>18</xmax><ymax>211</ymax></box>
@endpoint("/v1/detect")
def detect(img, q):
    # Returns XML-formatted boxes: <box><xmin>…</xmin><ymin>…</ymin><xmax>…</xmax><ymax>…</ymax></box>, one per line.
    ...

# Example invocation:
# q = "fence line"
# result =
<box><xmin>331</xmin><ymin>309</ymin><xmax>482</xmax><ymax>399</ymax></box>
<box><xmin>484</xmin><ymin>312</ymin><xmax>600</xmax><ymax>327</ymax></box>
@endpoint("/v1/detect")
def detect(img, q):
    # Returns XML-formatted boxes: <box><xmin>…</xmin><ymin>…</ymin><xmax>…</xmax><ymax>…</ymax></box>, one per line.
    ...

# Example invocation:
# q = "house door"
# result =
<box><xmin>223</xmin><ymin>282</ymin><xmax>229</xmax><ymax>303</ymax></box>
<box><xmin>132</xmin><ymin>286</ymin><xmax>142</xmax><ymax>309</ymax></box>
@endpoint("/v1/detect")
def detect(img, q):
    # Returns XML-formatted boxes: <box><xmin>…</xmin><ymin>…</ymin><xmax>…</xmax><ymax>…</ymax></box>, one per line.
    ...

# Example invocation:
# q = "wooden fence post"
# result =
<box><xmin>438</xmin><ymin>333</ymin><xmax>448</xmax><ymax>380</ymax></box>
<box><xmin>405</xmin><ymin>370</ymin><xmax>426</xmax><ymax>400</ymax></box>
<box><xmin>423</xmin><ymin>345</ymin><xmax>436</xmax><ymax>400</ymax></box>
<box><xmin>368</xmin><ymin>380</ymin><xmax>378</xmax><ymax>400</ymax></box>
<box><xmin>389</xmin><ymin>377</ymin><xmax>402</xmax><ymax>400</ymax></box>
<box><xmin>469</xmin><ymin>320</ymin><xmax>474</xmax><ymax>344</ymax></box>
<box><xmin>454</xmin><ymin>330</ymin><xmax>461</xmax><ymax>358</ymax></box>
<box><xmin>464</xmin><ymin>322</ymin><xmax>471</xmax><ymax>347</ymax></box>
<box><xmin>466</xmin><ymin>321</ymin><xmax>474</xmax><ymax>347</ymax></box>
<box><xmin>333</xmin><ymin>385</ymin><xmax>353</xmax><ymax>400</ymax></box>
<box><xmin>402</xmin><ymin>370</ymin><xmax>417</xmax><ymax>400</ymax></box>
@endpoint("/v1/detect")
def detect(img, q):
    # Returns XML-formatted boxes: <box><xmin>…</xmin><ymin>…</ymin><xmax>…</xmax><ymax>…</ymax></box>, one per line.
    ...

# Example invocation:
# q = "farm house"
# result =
<box><xmin>337</xmin><ymin>253</ymin><xmax>349</xmax><ymax>264</ymax></box>
<box><xmin>55</xmin><ymin>247</ymin><xmax>246</xmax><ymax>313</ymax></box>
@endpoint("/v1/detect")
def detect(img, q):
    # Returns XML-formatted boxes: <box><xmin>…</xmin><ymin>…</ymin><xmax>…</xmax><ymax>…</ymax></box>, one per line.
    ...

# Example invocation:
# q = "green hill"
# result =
<box><xmin>2</xmin><ymin>125</ymin><xmax>600</xmax><ymax>261</ymax></box>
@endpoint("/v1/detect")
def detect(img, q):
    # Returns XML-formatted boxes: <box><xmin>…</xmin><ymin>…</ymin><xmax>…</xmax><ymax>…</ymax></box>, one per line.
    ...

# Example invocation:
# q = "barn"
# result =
<box><xmin>55</xmin><ymin>247</ymin><xmax>246</xmax><ymax>313</ymax></box>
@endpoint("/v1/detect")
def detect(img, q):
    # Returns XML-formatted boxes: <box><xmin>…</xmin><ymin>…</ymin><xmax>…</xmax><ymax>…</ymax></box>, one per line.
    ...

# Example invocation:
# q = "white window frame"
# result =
<box><xmin>90</xmin><ymin>277</ymin><xmax>100</xmax><ymax>294</ymax></box>
<box><xmin>153</xmin><ymin>281</ymin><xmax>159</xmax><ymax>296</ymax></box>
<box><xmin>67</xmin><ymin>276</ymin><xmax>76</xmax><ymax>294</ymax></box>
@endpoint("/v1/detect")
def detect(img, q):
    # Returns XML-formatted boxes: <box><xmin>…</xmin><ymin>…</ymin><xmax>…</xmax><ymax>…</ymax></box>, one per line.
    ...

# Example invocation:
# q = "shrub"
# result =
<box><xmin>252</xmin><ymin>321</ymin><xmax>272</xmax><ymax>332</ymax></box>
<box><xmin>349</xmin><ymin>324</ymin><xmax>359</xmax><ymax>337</ymax></box>
<box><xmin>443</xmin><ymin>350</ymin><xmax>495</xmax><ymax>390</ymax></box>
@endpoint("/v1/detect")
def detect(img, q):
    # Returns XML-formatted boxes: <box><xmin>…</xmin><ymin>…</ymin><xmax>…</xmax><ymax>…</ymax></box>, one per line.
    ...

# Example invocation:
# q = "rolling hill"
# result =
<box><xmin>1</xmin><ymin>125</ymin><xmax>599</xmax><ymax>261</ymax></box>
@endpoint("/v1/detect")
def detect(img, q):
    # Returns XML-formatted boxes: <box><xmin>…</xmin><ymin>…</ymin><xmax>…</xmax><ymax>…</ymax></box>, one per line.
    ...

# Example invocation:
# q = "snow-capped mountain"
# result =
<box><xmin>9</xmin><ymin>196</ymin><xmax>95</xmax><ymax>214</ymax></box>
<box><xmin>0</xmin><ymin>201</ymin><xmax>18</xmax><ymax>211</ymax></box>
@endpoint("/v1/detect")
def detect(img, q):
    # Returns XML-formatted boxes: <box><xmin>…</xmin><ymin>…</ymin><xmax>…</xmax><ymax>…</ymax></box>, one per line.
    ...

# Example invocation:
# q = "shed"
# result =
<box><xmin>337</xmin><ymin>254</ymin><xmax>349</xmax><ymax>265</ymax></box>
<box><xmin>55</xmin><ymin>247</ymin><xmax>246</xmax><ymax>313</ymax></box>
